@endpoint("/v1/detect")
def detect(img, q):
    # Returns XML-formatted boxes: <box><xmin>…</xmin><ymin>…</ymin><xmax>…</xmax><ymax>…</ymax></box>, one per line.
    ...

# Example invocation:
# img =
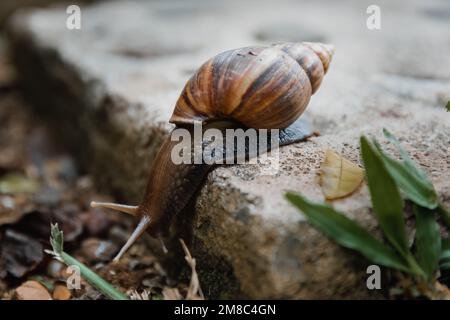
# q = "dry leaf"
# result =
<box><xmin>80</xmin><ymin>238</ymin><xmax>117</xmax><ymax>262</ymax></box>
<box><xmin>0</xmin><ymin>195</ymin><xmax>30</xmax><ymax>226</ymax></box>
<box><xmin>320</xmin><ymin>149</ymin><xmax>364</xmax><ymax>200</ymax></box>
<box><xmin>390</xmin><ymin>272</ymin><xmax>450</xmax><ymax>300</ymax></box>
<box><xmin>1</xmin><ymin>229</ymin><xmax>43</xmax><ymax>278</ymax></box>
<box><xmin>53</xmin><ymin>284</ymin><xmax>71</xmax><ymax>300</ymax></box>
<box><xmin>179</xmin><ymin>239</ymin><xmax>204</xmax><ymax>300</ymax></box>
<box><xmin>15</xmin><ymin>280</ymin><xmax>52</xmax><ymax>300</ymax></box>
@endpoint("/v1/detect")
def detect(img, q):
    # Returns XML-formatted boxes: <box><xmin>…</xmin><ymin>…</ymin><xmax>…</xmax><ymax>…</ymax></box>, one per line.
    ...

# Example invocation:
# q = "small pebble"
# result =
<box><xmin>47</xmin><ymin>260</ymin><xmax>65</xmax><ymax>278</ymax></box>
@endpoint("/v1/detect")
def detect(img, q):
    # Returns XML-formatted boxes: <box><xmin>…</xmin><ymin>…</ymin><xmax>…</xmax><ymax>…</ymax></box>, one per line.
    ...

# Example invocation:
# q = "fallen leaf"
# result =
<box><xmin>15</xmin><ymin>280</ymin><xmax>52</xmax><ymax>300</ymax></box>
<box><xmin>320</xmin><ymin>149</ymin><xmax>364</xmax><ymax>200</ymax></box>
<box><xmin>0</xmin><ymin>229</ymin><xmax>43</xmax><ymax>278</ymax></box>
<box><xmin>53</xmin><ymin>284</ymin><xmax>71</xmax><ymax>300</ymax></box>
<box><xmin>29</xmin><ymin>275</ymin><xmax>54</xmax><ymax>292</ymax></box>
<box><xmin>0</xmin><ymin>173</ymin><xmax>39</xmax><ymax>194</ymax></box>
<box><xmin>80</xmin><ymin>238</ymin><xmax>118</xmax><ymax>262</ymax></box>
<box><xmin>0</xmin><ymin>195</ymin><xmax>30</xmax><ymax>226</ymax></box>
<box><xmin>13</xmin><ymin>207</ymin><xmax>83</xmax><ymax>243</ymax></box>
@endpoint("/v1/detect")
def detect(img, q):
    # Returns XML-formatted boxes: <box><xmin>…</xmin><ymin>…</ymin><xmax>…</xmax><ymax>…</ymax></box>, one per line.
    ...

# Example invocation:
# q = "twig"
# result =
<box><xmin>179</xmin><ymin>239</ymin><xmax>204</xmax><ymax>300</ymax></box>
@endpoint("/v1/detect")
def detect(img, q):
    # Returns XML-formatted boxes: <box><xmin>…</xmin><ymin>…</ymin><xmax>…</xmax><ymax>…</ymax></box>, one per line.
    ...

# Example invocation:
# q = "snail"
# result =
<box><xmin>90</xmin><ymin>42</ymin><xmax>334</xmax><ymax>261</ymax></box>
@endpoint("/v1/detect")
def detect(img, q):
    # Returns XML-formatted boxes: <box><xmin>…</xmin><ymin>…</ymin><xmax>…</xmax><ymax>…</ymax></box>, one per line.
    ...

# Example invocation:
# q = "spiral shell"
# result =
<box><xmin>170</xmin><ymin>42</ymin><xmax>334</xmax><ymax>129</ymax></box>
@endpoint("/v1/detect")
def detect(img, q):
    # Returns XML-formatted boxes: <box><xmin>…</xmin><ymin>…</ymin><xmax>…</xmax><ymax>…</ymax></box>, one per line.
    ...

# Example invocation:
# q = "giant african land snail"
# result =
<box><xmin>90</xmin><ymin>42</ymin><xmax>334</xmax><ymax>260</ymax></box>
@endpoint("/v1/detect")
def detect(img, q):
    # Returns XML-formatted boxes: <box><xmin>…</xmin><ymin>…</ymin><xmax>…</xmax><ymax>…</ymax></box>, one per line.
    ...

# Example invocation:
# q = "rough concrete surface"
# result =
<box><xmin>5</xmin><ymin>0</ymin><xmax>450</xmax><ymax>298</ymax></box>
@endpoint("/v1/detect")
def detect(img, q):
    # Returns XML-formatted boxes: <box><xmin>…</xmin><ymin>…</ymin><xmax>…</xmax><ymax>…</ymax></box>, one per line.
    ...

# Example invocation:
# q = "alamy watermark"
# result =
<box><xmin>366</xmin><ymin>5</ymin><xmax>381</xmax><ymax>30</ymax></box>
<box><xmin>66</xmin><ymin>265</ymin><xmax>81</xmax><ymax>290</ymax></box>
<box><xmin>366</xmin><ymin>265</ymin><xmax>381</xmax><ymax>290</ymax></box>
<box><xmin>66</xmin><ymin>5</ymin><xmax>81</xmax><ymax>30</ymax></box>
<box><xmin>170</xmin><ymin>121</ymin><xmax>281</xmax><ymax>175</ymax></box>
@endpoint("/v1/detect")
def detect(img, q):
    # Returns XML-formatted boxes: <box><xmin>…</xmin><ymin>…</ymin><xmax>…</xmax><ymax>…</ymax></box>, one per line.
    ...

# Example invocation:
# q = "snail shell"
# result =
<box><xmin>171</xmin><ymin>42</ymin><xmax>334</xmax><ymax>128</ymax></box>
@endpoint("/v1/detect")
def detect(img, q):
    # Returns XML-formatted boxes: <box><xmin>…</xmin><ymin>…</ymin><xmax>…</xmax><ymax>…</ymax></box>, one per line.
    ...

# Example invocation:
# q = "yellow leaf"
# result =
<box><xmin>320</xmin><ymin>149</ymin><xmax>364</xmax><ymax>200</ymax></box>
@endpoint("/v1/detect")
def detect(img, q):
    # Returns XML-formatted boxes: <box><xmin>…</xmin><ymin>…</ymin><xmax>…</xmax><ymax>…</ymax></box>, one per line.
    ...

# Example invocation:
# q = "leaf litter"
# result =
<box><xmin>0</xmin><ymin>53</ymin><xmax>200</xmax><ymax>300</ymax></box>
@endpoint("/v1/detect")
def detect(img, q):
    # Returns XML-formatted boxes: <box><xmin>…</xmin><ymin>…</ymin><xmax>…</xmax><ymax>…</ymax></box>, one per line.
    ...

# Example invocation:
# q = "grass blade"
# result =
<box><xmin>360</xmin><ymin>137</ymin><xmax>408</xmax><ymax>255</ymax></box>
<box><xmin>360</xmin><ymin>136</ymin><xmax>425</xmax><ymax>277</ymax></box>
<box><xmin>46</xmin><ymin>223</ymin><xmax>129</xmax><ymax>300</ymax></box>
<box><xmin>60</xmin><ymin>251</ymin><xmax>129</xmax><ymax>300</ymax></box>
<box><xmin>413</xmin><ymin>205</ymin><xmax>441</xmax><ymax>280</ymax></box>
<box><xmin>437</xmin><ymin>204</ymin><xmax>450</xmax><ymax>229</ymax></box>
<box><xmin>440</xmin><ymin>238</ymin><xmax>450</xmax><ymax>270</ymax></box>
<box><xmin>440</xmin><ymin>262</ymin><xmax>450</xmax><ymax>270</ymax></box>
<box><xmin>285</xmin><ymin>192</ymin><xmax>411</xmax><ymax>273</ymax></box>
<box><xmin>440</xmin><ymin>238</ymin><xmax>450</xmax><ymax>262</ymax></box>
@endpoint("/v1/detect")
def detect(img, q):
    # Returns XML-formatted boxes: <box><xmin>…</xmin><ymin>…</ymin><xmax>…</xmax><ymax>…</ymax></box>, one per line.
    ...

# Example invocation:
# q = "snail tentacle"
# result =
<box><xmin>113</xmin><ymin>214</ymin><xmax>152</xmax><ymax>262</ymax></box>
<box><xmin>90</xmin><ymin>201</ymin><xmax>138</xmax><ymax>216</ymax></box>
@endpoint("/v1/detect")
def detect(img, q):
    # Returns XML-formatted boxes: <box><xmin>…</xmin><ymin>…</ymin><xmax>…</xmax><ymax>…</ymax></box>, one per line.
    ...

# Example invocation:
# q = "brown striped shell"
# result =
<box><xmin>170</xmin><ymin>42</ymin><xmax>334</xmax><ymax>129</ymax></box>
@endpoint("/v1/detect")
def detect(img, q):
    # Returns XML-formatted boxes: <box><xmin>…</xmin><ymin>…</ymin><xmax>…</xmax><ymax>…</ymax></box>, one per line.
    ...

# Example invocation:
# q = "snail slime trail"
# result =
<box><xmin>90</xmin><ymin>42</ymin><xmax>335</xmax><ymax>260</ymax></box>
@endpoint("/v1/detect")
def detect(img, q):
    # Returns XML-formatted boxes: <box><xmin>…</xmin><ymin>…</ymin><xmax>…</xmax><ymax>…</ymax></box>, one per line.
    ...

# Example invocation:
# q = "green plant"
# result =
<box><xmin>440</xmin><ymin>238</ymin><xmax>450</xmax><ymax>270</ymax></box>
<box><xmin>45</xmin><ymin>223</ymin><xmax>129</xmax><ymax>300</ymax></box>
<box><xmin>286</xmin><ymin>130</ymin><xmax>450</xmax><ymax>294</ymax></box>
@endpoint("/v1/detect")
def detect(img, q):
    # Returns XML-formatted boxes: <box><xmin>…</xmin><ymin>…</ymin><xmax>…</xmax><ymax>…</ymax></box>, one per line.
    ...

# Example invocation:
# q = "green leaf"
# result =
<box><xmin>440</xmin><ymin>238</ymin><xmax>450</xmax><ymax>262</ymax></box>
<box><xmin>47</xmin><ymin>224</ymin><xmax>128</xmax><ymax>300</ymax></box>
<box><xmin>285</xmin><ymin>192</ymin><xmax>411</xmax><ymax>273</ymax></box>
<box><xmin>413</xmin><ymin>205</ymin><xmax>441</xmax><ymax>280</ymax></box>
<box><xmin>360</xmin><ymin>137</ymin><xmax>408</xmax><ymax>254</ymax></box>
<box><xmin>375</xmin><ymin>130</ymin><xmax>438</xmax><ymax>209</ymax></box>
<box><xmin>383</xmin><ymin>129</ymin><xmax>431</xmax><ymax>182</ymax></box>
<box><xmin>374</xmin><ymin>146</ymin><xmax>438</xmax><ymax>209</ymax></box>
<box><xmin>437</xmin><ymin>204</ymin><xmax>450</xmax><ymax>230</ymax></box>
<box><xmin>360</xmin><ymin>136</ymin><xmax>425</xmax><ymax>277</ymax></box>
<box><xmin>446</xmin><ymin>101</ymin><xmax>450</xmax><ymax>112</ymax></box>
<box><xmin>440</xmin><ymin>238</ymin><xmax>450</xmax><ymax>270</ymax></box>
<box><xmin>440</xmin><ymin>262</ymin><xmax>450</xmax><ymax>270</ymax></box>
<box><xmin>441</xmin><ymin>238</ymin><xmax>450</xmax><ymax>251</ymax></box>
<box><xmin>50</xmin><ymin>223</ymin><xmax>64</xmax><ymax>254</ymax></box>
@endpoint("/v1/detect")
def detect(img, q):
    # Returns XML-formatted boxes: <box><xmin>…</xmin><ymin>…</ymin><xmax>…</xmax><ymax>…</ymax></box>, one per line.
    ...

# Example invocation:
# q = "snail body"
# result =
<box><xmin>91</xmin><ymin>42</ymin><xmax>334</xmax><ymax>260</ymax></box>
